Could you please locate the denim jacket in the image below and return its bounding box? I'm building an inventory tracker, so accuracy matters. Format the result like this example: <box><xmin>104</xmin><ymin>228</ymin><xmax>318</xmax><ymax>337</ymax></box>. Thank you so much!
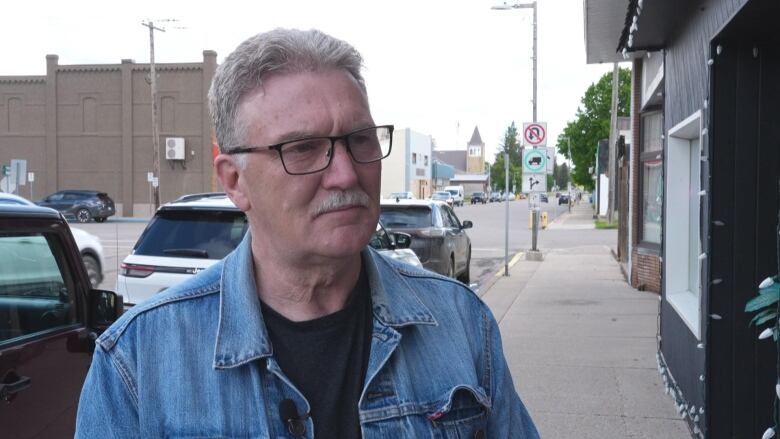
<box><xmin>76</xmin><ymin>233</ymin><xmax>539</xmax><ymax>438</ymax></box>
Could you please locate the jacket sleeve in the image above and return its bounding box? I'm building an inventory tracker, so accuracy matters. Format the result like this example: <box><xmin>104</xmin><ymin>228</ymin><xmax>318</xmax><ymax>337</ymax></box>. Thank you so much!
<box><xmin>485</xmin><ymin>309</ymin><xmax>541</xmax><ymax>438</ymax></box>
<box><xmin>75</xmin><ymin>344</ymin><xmax>140</xmax><ymax>438</ymax></box>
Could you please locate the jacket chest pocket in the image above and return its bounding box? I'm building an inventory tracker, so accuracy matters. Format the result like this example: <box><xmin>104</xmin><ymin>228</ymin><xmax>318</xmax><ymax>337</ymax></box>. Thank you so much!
<box><xmin>428</xmin><ymin>386</ymin><xmax>490</xmax><ymax>439</ymax></box>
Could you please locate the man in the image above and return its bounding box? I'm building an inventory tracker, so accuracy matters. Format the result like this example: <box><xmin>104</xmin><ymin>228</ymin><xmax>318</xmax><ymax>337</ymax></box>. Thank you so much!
<box><xmin>76</xmin><ymin>28</ymin><xmax>539</xmax><ymax>438</ymax></box>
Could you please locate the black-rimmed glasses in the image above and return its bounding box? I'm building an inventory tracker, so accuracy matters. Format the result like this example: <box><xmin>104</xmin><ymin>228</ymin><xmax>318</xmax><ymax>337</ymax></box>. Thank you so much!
<box><xmin>225</xmin><ymin>125</ymin><xmax>394</xmax><ymax>175</ymax></box>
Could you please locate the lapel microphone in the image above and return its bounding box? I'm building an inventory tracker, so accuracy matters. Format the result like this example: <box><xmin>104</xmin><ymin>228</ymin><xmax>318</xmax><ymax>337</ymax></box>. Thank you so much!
<box><xmin>279</xmin><ymin>398</ymin><xmax>308</xmax><ymax>437</ymax></box>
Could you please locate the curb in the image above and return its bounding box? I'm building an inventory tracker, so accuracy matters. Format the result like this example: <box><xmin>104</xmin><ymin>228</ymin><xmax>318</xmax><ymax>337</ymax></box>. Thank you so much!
<box><xmin>477</xmin><ymin>250</ymin><xmax>526</xmax><ymax>297</ymax></box>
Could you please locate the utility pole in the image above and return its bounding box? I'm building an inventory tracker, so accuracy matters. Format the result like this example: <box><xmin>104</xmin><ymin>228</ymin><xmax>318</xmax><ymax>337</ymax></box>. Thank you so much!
<box><xmin>141</xmin><ymin>19</ymin><xmax>182</xmax><ymax>211</ymax></box>
<box><xmin>142</xmin><ymin>20</ymin><xmax>164</xmax><ymax>211</ymax></box>
<box><xmin>607</xmin><ymin>63</ymin><xmax>619</xmax><ymax>224</ymax></box>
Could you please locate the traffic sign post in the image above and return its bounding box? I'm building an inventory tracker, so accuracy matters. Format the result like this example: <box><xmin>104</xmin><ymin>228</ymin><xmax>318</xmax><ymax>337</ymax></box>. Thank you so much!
<box><xmin>522</xmin><ymin>148</ymin><xmax>547</xmax><ymax>174</ymax></box>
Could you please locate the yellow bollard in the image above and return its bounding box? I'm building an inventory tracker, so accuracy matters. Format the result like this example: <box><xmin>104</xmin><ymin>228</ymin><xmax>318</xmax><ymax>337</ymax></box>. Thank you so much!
<box><xmin>541</xmin><ymin>211</ymin><xmax>549</xmax><ymax>229</ymax></box>
<box><xmin>528</xmin><ymin>210</ymin><xmax>534</xmax><ymax>229</ymax></box>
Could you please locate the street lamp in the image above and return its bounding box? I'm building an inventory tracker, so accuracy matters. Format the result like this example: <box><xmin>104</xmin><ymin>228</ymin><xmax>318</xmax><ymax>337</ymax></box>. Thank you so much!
<box><xmin>492</xmin><ymin>1</ymin><xmax>537</xmax><ymax>122</ymax></box>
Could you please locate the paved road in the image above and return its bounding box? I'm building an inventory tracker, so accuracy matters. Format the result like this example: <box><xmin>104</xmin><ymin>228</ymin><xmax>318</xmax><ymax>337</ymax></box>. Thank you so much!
<box><xmin>79</xmin><ymin>196</ymin><xmax>604</xmax><ymax>294</ymax></box>
<box><xmin>453</xmin><ymin>197</ymin><xmax>605</xmax><ymax>292</ymax></box>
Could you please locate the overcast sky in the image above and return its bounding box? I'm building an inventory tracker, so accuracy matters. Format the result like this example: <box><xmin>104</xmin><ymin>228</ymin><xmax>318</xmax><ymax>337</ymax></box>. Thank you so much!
<box><xmin>2</xmin><ymin>0</ymin><xmax>614</xmax><ymax>163</ymax></box>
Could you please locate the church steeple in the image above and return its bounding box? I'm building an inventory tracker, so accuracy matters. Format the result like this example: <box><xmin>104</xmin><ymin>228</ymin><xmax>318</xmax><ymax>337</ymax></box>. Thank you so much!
<box><xmin>468</xmin><ymin>126</ymin><xmax>483</xmax><ymax>146</ymax></box>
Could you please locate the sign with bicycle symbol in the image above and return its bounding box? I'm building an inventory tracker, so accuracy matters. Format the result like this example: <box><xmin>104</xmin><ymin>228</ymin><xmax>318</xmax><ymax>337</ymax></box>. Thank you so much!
<box><xmin>523</xmin><ymin>148</ymin><xmax>547</xmax><ymax>173</ymax></box>
<box><xmin>522</xmin><ymin>122</ymin><xmax>547</xmax><ymax>146</ymax></box>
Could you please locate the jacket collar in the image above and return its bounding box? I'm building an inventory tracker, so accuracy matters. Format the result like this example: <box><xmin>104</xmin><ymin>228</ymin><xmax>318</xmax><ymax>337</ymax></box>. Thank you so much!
<box><xmin>213</xmin><ymin>232</ymin><xmax>437</xmax><ymax>369</ymax></box>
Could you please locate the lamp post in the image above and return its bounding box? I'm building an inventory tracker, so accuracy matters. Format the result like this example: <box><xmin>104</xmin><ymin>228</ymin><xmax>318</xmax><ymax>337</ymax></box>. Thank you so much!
<box><xmin>493</xmin><ymin>1</ymin><xmax>540</xmax><ymax>261</ymax></box>
<box><xmin>492</xmin><ymin>1</ymin><xmax>537</xmax><ymax>122</ymax></box>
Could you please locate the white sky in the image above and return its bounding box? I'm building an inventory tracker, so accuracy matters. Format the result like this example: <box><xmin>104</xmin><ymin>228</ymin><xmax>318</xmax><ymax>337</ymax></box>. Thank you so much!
<box><xmin>2</xmin><ymin>0</ymin><xmax>613</xmax><ymax>163</ymax></box>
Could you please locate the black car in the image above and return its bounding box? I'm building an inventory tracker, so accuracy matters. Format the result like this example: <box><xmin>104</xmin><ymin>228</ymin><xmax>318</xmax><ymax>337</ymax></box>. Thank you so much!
<box><xmin>36</xmin><ymin>190</ymin><xmax>116</xmax><ymax>223</ymax></box>
<box><xmin>558</xmin><ymin>194</ymin><xmax>570</xmax><ymax>205</ymax></box>
<box><xmin>380</xmin><ymin>199</ymin><xmax>472</xmax><ymax>283</ymax></box>
<box><xmin>0</xmin><ymin>204</ymin><xmax>122</xmax><ymax>437</ymax></box>
<box><xmin>539</xmin><ymin>193</ymin><xmax>549</xmax><ymax>203</ymax></box>
<box><xmin>470</xmin><ymin>192</ymin><xmax>487</xmax><ymax>204</ymax></box>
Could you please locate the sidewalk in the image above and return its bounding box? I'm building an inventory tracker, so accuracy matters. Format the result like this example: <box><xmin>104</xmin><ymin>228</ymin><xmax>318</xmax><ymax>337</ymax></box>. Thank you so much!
<box><xmin>481</xmin><ymin>202</ymin><xmax>690</xmax><ymax>438</ymax></box>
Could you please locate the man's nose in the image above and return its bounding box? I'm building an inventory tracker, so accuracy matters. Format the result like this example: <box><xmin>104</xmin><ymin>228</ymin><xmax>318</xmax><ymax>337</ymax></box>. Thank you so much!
<box><xmin>322</xmin><ymin>140</ymin><xmax>359</xmax><ymax>187</ymax></box>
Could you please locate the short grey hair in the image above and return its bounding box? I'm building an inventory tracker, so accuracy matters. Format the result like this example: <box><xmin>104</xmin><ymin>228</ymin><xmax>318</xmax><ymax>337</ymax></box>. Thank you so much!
<box><xmin>208</xmin><ymin>28</ymin><xmax>367</xmax><ymax>154</ymax></box>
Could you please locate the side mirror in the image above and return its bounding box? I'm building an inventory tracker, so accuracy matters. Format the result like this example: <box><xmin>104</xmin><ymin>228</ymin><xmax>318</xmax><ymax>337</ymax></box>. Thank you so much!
<box><xmin>393</xmin><ymin>232</ymin><xmax>412</xmax><ymax>249</ymax></box>
<box><xmin>89</xmin><ymin>289</ymin><xmax>123</xmax><ymax>330</ymax></box>
<box><xmin>461</xmin><ymin>220</ymin><xmax>473</xmax><ymax>229</ymax></box>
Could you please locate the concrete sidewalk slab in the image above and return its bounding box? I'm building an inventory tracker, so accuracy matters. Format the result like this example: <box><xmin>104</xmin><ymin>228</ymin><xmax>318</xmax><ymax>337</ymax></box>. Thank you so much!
<box><xmin>483</xmin><ymin>239</ymin><xmax>690</xmax><ymax>438</ymax></box>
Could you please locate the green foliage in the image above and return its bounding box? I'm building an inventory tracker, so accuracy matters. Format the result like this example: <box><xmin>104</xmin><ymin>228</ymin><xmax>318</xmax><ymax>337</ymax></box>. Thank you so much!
<box><xmin>490</xmin><ymin>122</ymin><xmax>523</xmax><ymax>192</ymax></box>
<box><xmin>745</xmin><ymin>281</ymin><xmax>780</xmax><ymax>314</ymax></box>
<box><xmin>555</xmin><ymin>68</ymin><xmax>631</xmax><ymax>191</ymax></box>
<box><xmin>553</xmin><ymin>162</ymin><xmax>570</xmax><ymax>189</ymax></box>
<box><xmin>595</xmin><ymin>219</ymin><xmax>619</xmax><ymax>229</ymax></box>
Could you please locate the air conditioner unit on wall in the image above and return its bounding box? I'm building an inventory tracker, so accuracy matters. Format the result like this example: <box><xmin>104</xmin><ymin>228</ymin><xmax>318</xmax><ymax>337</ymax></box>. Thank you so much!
<box><xmin>165</xmin><ymin>137</ymin><xmax>185</xmax><ymax>160</ymax></box>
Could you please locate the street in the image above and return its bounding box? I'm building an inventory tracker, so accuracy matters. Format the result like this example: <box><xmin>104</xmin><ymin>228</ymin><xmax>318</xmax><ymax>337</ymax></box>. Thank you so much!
<box><xmin>80</xmin><ymin>196</ymin><xmax>600</xmax><ymax>294</ymax></box>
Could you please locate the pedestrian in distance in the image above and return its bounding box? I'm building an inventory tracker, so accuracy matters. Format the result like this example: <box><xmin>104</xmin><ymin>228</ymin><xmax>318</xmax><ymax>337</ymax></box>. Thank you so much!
<box><xmin>76</xmin><ymin>28</ymin><xmax>539</xmax><ymax>438</ymax></box>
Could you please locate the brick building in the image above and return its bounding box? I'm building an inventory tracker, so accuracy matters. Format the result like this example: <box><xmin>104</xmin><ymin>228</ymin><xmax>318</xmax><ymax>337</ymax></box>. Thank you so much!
<box><xmin>0</xmin><ymin>52</ymin><xmax>218</xmax><ymax>216</ymax></box>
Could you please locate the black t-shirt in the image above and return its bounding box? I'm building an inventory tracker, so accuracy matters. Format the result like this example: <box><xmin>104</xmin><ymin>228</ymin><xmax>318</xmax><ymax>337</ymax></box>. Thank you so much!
<box><xmin>261</xmin><ymin>268</ymin><xmax>372</xmax><ymax>439</ymax></box>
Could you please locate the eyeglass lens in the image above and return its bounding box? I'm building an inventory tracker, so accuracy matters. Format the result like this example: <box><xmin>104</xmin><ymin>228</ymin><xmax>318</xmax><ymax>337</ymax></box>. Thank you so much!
<box><xmin>280</xmin><ymin>126</ymin><xmax>391</xmax><ymax>174</ymax></box>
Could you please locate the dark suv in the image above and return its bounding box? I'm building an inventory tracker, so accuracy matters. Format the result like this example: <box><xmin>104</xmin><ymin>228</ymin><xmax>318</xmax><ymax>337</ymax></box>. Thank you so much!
<box><xmin>470</xmin><ymin>192</ymin><xmax>487</xmax><ymax>204</ymax></box>
<box><xmin>0</xmin><ymin>204</ymin><xmax>122</xmax><ymax>437</ymax></box>
<box><xmin>36</xmin><ymin>190</ymin><xmax>116</xmax><ymax>223</ymax></box>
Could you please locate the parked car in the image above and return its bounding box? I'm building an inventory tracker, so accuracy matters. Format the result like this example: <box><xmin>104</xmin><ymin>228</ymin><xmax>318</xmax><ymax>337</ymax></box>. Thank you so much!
<box><xmin>539</xmin><ymin>193</ymin><xmax>549</xmax><ymax>203</ymax></box>
<box><xmin>444</xmin><ymin>185</ymin><xmax>465</xmax><ymax>206</ymax></box>
<box><xmin>0</xmin><ymin>203</ymin><xmax>122</xmax><ymax>438</ymax></box>
<box><xmin>489</xmin><ymin>191</ymin><xmax>503</xmax><ymax>202</ymax></box>
<box><xmin>470</xmin><ymin>192</ymin><xmax>487</xmax><ymax>204</ymax></box>
<box><xmin>506</xmin><ymin>192</ymin><xmax>516</xmax><ymax>201</ymax></box>
<box><xmin>36</xmin><ymin>190</ymin><xmax>115</xmax><ymax>223</ymax></box>
<box><xmin>117</xmin><ymin>193</ymin><xmax>248</xmax><ymax>305</ymax></box>
<box><xmin>558</xmin><ymin>194</ymin><xmax>570</xmax><ymax>205</ymax></box>
<box><xmin>380</xmin><ymin>199</ymin><xmax>472</xmax><ymax>283</ymax></box>
<box><xmin>369</xmin><ymin>222</ymin><xmax>422</xmax><ymax>268</ymax></box>
<box><xmin>0</xmin><ymin>192</ymin><xmax>105</xmax><ymax>287</ymax></box>
<box><xmin>387</xmin><ymin>191</ymin><xmax>415</xmax><ymax>200</ymax></box>
<box><xmin>431</xmin><ymin>191</ymin><xmax>455</xmax><ymax>207</ymax></box>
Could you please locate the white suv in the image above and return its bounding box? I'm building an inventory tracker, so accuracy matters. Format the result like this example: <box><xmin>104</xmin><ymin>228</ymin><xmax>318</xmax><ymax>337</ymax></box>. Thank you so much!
<box><xmin>117</xmin><ymin>193</ymin><xmax>248</xmax><ymax>305</ymax></box>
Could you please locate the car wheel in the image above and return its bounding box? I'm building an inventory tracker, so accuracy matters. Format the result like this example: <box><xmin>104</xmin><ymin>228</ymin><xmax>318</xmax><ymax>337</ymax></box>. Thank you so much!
<box><xmin>94</xmin><ymin>217</ymin><xmax>106</xmax><ymax>223</ymax></box>
<box><xmin>457</xmin><ymin>248</ymin><xmax>471</xmax><ymax>284</ymax></box>
<box><xmin>76</xmin><ymin>208</ymin><xmax>92</xmax><ymax>223</ymax></box>
<box><xmin>82</xmin><ymin>254</ymin><xmax>102</xmax><ymax>287</ymax></box>
<box><xmin>447</xmin><ymin>256</ymin><xmax>455</xmax><ymax>278</ymax></box>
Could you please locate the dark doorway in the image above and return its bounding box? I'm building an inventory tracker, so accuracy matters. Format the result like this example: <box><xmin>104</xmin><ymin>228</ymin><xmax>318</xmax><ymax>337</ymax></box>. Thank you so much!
<box><xmin>708</xmin><ymin>1</ymin><xmax>780</xmax><ymax>437</ymax></box>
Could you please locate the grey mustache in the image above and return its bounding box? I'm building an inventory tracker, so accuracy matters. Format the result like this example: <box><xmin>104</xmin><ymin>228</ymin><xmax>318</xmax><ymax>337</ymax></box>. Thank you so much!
<box><xmin>312</xmin><ymin>190</ymin><xmax>371</xmax><ymax>217</ymax></box>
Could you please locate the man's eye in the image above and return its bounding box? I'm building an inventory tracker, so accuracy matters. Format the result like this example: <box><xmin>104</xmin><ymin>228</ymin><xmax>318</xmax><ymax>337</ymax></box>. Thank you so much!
<box><xmin>286</xmin><ymin>141</ymin><xmax>320</xmax><ymax>155</ymax></box>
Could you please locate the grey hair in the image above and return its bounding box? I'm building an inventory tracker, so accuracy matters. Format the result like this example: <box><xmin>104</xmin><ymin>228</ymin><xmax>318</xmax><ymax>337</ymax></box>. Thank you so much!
<box><xmin>208</xmin><ymin>28</ymin><xmax>367</xmax><ymax>156</ymax></box>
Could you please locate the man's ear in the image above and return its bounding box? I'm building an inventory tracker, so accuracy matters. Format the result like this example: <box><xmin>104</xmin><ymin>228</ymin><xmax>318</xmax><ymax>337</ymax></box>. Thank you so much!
<box><xmin>214</xmin><ymin>154</ymin><xmax>251</xmax><ymax>211</ymax></box>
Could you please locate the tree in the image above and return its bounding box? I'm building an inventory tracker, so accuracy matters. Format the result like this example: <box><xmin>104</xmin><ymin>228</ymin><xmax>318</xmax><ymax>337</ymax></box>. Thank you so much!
<box><xmin>489</xmin><ymin>122</ymin><xmax>523</xmax><ymax>192</ymax></box>
<box><xmin>553</xmin><ymin>161</ymin><xmax>570</xmax><ymax>190</ymax></box>
<box><xmin>555</xmin><ymin>68</ymin><xmax>631</xmax><ymax>191</ymax></box>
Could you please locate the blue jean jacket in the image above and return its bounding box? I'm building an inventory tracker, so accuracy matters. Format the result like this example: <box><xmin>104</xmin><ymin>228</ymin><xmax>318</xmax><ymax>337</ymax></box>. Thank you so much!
<box><xmin>76</xmin><ymin>233</ymin><xmax>539</xmax><ymax>438</ymax></box>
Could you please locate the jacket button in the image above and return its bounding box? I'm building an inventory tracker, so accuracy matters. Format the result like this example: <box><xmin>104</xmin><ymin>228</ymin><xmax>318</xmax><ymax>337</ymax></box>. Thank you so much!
<box><xmin>474</xmin><ymin>430</ymin><xmax>485</xmax><ymax>439</ymax></box>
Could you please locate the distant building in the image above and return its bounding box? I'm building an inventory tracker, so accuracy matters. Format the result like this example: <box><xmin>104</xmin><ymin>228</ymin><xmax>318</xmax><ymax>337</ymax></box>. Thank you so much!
<box><xmin>433</xmin><ymin>126</ymin><xmax>487</xmax><ymax>174</ymax></box>
<box><xmin>380</xmin><ymin>128</ymin><xmax>432</xmax><ymax>199</ymax></box>
<box><xmin>0</xmin><ymin>53</ymin><xmax>218</xmax><ymax>216</ymax></box>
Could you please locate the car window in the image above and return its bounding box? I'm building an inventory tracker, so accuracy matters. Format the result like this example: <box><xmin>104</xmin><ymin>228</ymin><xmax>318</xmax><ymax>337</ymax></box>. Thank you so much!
<box><xmin>368</xmin><ymin>225</ymin><xmax>391</xmax><ymax>250</ymax></box>
<box><xmin>441</xmin><ymin>206</ymin><xmax>461</xmax><ymax>228</ymax></box>
<box><xmin>64</xmin><ymin>193</ymin><xmax>81</xmax><ymax>201</ymax></box>
<box><xmin>133</xmin><ymin>209</ymin><xmax>248</xmax><ymax>260</ymax></box>
<box><xmin>48</xmin><ymin>193</ymin><xmax>65</xmax><ymax>201</ymax></box>
<box><xmin>379</xmin><ymin>206</ymin><xmax>432</xmax><ymax>228</ymax></box>
<box><xmin>0</xmin><ymin>233</ymin><xmax>78</xmax><ymax>345</ymax></box>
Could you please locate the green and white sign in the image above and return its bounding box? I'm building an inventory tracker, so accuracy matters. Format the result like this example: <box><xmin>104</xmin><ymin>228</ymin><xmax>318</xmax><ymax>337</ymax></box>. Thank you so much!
<box><xmin>522</xmin><ymin>148</ymin><xmax>547</xmax><ymax>173</ymax></box>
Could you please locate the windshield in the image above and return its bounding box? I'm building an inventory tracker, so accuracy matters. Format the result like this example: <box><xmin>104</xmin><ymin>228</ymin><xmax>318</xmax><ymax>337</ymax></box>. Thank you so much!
<box><xmin>446</xmin><ymin>190</ymin><xmax>458</xmax><ymax>196</ymax></box>
<box><xmin>380</xmin><ymin>206</ymin><xmax>433</xmax><ymax>228</ymax></box>
<box><xmin>134</xmin><ymin>210</ymin><xmax>248</xmax><ymax>260</ymax></box>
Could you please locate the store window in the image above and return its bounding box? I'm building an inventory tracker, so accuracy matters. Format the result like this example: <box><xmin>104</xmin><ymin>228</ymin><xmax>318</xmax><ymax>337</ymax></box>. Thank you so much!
<box><xmin>640</xmin><ymin>111</ymin><xmax>663</xmax><ymax>246</ymax></box>
<box><xmin>412</xmin><ymin>153</ymin><xmax>417</xmax><ymax>164</ymax></box>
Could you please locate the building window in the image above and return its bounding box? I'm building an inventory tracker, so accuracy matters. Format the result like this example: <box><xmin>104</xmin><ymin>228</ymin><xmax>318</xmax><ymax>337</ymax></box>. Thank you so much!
<box><xmin>412</xmin><ymin>153</ymin><xmax>417</xmax><ymax>164</ymax></box>
<box><xmin>7</xmin><ymin>97</ymin><xmax>22</xmax><ymax>133</ymax></box>
<box><xmin>664</xmin><ymin>110</ymin><xmax>702</xmax><ymax>339</ymax></box>
<box><xmin>640</xmin><ymin>111</ymin><xmax>663</xmax><ymax>246</ymax></box>
<box><xmin>424</xmin><ymin>155</ymin><xmax>429</xmax><ymax>166</ymax></box>
<box><xmin>469</xmin><ymin>146</ymin><xmax>481</xmax><ymax>157</ymax></box>
<box><xmin>82</xmin><ymin>97</ymin><xmax>97</xmax><ymax>132</ymax></box>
